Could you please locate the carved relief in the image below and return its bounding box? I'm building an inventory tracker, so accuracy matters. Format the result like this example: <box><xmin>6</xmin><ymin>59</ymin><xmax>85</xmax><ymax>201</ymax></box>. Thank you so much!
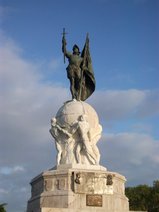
<box><xmin>74</xmin><ymin>173</ymin><xmax>81</xmax><ymax>184</ymax></box>
<box><xmin>59</xmin><ymin>178</ymin><xmax>65</xmax><ymax>190</ymax></box>
<box><xmin>73</xmin><ymin>172</ymin><xmax>114</xmax><ymax>195</ymax></box>
<box><xmin>54</xmin><ymin>178</ymin><xmax>67</xmax><ymax>191</ymax></box>
<box><xmin>113</xmin><ymin>178</ymin><xmax>125</xmax><ymax>195</ymax></box>
<box><xmin>44</xmin><ymin>179</ymin><xmax>53</xmax><ymax>191</ymax></box>
<box><xmin>55</xmin><ymin>179</ymin><xmax>60</xmax><ymax>190</ymax></box>
<box><xmin>106</xmin><ymin>174</ymin><xmax>113</xmax><ymax>185</ymax></box>
<box><xmin>50</xmin><ymin>101</ymin><xmax>102</xmax><ymax>166</ymax></box>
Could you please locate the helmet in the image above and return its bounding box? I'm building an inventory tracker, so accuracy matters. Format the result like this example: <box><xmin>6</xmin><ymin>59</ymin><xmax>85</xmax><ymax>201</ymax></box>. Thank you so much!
<box><xmin>72</xmin><ymin>44</ymin><xmax>80</xmax><ymax>54</ymax></box>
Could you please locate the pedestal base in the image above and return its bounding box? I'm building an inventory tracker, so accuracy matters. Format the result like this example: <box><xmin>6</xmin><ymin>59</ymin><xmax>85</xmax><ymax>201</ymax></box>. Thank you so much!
<box><xmin>27</xmin><ymin>165</ymin><xmax>129</xmax><ymax>212</ymax></box>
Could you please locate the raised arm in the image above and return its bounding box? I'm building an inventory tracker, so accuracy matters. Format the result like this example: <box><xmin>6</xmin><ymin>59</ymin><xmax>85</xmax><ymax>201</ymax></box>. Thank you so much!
<box><xmin>62</xmin><ymin>35</ymin><xmax>71</xmax><ymax>60</ymax></box>
<box><xmin>62</xmin><ymin>35</ymin><xmax>67</xmax><ymax>55</ymax></box>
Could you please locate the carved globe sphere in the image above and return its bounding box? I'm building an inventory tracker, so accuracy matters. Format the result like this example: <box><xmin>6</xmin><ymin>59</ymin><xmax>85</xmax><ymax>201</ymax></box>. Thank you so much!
<box><xmin>55</xmin><ymin>100</ymin><xmax>100</xmax><ymax>130</ymax></box>
<box><xmin>52</xmin><ymin>100</ymin><xmax>102</xmax><ymax>165</ymax></box>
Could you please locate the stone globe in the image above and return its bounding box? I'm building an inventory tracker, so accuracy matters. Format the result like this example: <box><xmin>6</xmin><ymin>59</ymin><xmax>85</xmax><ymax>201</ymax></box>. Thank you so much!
<box><xmin>56</xmin><ymin>100</ymin><xmax>101</xmax><ymax>133</ymax></box>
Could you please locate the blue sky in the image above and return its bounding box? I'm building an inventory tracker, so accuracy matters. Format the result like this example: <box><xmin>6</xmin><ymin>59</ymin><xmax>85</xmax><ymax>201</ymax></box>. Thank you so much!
<box><xmin>0</xmin><ymin>0</ymin><xmax>159</xmax><ymax>211</ymax></box>
<box><xmin>1</xmin><ymin>0</ymin><xmax>158</xmax><ymax>89</ymax></box>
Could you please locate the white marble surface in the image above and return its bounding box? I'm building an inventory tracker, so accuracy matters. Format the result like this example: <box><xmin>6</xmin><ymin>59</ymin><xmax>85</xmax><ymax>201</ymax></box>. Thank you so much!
<box><xmin>27</xmin><ymin>168</ymin><xmax>129</xmax><ymax>212</ymax></box>
<box><xmin>54</xmin><ymin>164</ymin><xmax>107</xmax><ymax>171</ymax></box>
<box><xmin>50</xmin><ymin>100</ymin><xmax>102</xmax><ymax>166</ymax></box>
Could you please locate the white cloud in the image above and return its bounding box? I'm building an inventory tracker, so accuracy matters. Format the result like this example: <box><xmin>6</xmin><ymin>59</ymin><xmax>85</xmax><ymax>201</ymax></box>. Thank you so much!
<box><xmin>48</xmin><ymin>57</ymin><xmax>62</xmax><ymax>72</ymax></box>
<box><xmin>0</xmin><ymin>188</ymin><xmax>8</xmax><ymax>194</ymax></box>
<box><xmin>0</xmin><ymin>35</ymin><xmax>69</xmax><ymax>212</ymax></box>
<box><xmin>0</xmin><ymin>166</ymin><xmax>25</xmax><ymax>175</ymax></box>
<box><xmin>88</xmin><ymin>89</ymin><xmax>159</xmax><ymax>121</ymax></box>
<box><xmin>131</xmin><ymin>123</ymin><xmax>152</xmax><ymax>134</ymax></box>
<box><xmin>0</xmin><ymin>34</ymin><xmax>70</xmax><ymax>168</ymax></box>
<box><xmin>99</xmin><ymin>132</ymin><xmax>159</xmax><ymax>185</ymax></box>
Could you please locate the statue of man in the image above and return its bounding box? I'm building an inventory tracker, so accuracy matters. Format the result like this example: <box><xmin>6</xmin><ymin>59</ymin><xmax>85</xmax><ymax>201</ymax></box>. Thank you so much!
<box><xmin>62</xmin><ymin>30</ymin><xmax>95</xmax><ymax>101</ymax></box>
<box><xmin>62</xmin><ymin>42</ymin><xmax>83</xmax><ymax>100</ymax></box>
<box><xmin>73</xmin><ymin>115</ymin><xmax>98</xmax><ymax>164</ymax></box>
<box><xmin>50</xmin><ymin>118</ymin><xmax>73</xmax><ymax>165</ymax></box>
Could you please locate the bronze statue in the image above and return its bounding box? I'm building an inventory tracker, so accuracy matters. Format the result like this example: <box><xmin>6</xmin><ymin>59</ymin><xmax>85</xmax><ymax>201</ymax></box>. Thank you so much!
<box><xmin>62</xmin><ymin>28</ymin><xmax>95</xmax><ymax>101</ymax></box>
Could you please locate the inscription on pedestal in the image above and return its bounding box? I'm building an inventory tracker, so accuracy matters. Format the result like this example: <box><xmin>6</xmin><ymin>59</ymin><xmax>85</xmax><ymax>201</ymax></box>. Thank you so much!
<box><xmin>86</xmin><ymin>194</ymin><xmax>102</xmax><ymax>207</ymax></box>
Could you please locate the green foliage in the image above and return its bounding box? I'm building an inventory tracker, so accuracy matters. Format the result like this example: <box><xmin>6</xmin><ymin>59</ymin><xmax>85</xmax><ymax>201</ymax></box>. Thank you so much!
<box><xmin>0</xmin><ymin>203</ymin><xmax>7</xmax><ymax>212</ymax></box>
<box><xmin>126</xmin><ymin>180</ymin><xmax>159</xmax><ymax>212</ymax></box>
<box><xmin>150</xmin><ymin>180</ymin><xmax>159</xmax><ymax>212</ymax></box>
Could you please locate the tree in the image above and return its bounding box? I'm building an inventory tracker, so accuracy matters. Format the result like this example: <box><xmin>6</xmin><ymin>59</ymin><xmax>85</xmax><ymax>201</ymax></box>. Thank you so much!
<box><xmin>149</xmin><ymin>180</ymin><xmax>159</xmax><ymax>212</ymax></box>
<box><xmin>126</xmin><ymin>185</ymin><xmax>150</xmax><ymax>211</ymax></box>
<box><xmin>0</xmin><ymin>203</ymin><xmax>7</xmax><ymax>212</ymax></box>
<box><xmin>126</xmin><ymin>180</ymin><xmax>159</xmax><ymax>212</ymax></box>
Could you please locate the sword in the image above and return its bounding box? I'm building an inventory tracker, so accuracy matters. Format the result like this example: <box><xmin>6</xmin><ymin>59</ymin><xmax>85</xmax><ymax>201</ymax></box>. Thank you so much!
<box><xmin>62</xmin><ymin>28</ymin><xmax>68</xmax><ymax>63</ymax></box>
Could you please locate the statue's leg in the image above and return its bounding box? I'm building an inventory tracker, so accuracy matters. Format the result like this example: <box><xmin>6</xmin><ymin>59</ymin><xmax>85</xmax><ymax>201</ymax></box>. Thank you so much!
<box><xmin>75</xmin><ymin>71</ymin><xmax>81</xmax><ymax>100</ymax></box>
<box><xmin>92</xmin><ymin>144</ymin><xmax>100</xmax><ymax>165</ymax></box>
<box><xmin>55</xmin><ymin>142</ymin><xmax>62</xmax><ymax>165</ymax></box>
<box><xmin>83</xmin><ymin>140</ymin><xmax>96</xmax><ymax>164</ymax></box>
<box><xmin>70</xmin><ymin>77</ymin><xmax>75</xmax><ymax>99</ymax></box>
<box><xmin>67</xmin><ymin>69</ymin><xmax>75</xmax><ymax>100</ymax></box>
<box><xmin>86</xmin><ymin>151</ymin><xmax>96</xmax><ymax>164</ymax></box>
<box><xmin>75</xmin><ymin>143</ymin><xmax>81</xmax><ymax>164</ymax></box>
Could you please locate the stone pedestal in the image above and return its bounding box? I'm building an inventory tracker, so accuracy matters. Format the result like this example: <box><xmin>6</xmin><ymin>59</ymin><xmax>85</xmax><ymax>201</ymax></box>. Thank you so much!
<box><xmin>27</xmin><ymin>165</ymin><xmax>129</xmax><ymax>212</ymax></box>
<box><xmin>27</xmin><ymin>100</ymin><xmax>130</xmax><ymax>211</ymax></box>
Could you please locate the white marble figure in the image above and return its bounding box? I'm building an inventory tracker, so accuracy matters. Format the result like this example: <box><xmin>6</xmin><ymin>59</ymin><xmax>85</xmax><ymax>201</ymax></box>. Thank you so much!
<box><xmin>89</xmin><ymin>125</ymin><xmax>102</xmax><ymax>164</ymax></box>
<box><xmin>72</xmin><ymin>115</ymin><xmax>100</xmax><ymax>165</ymax></box>
<box><xmin>50</xmin><ymin>114</ymin><xmax>101</xmax><ymax>165</ymax></box>
<box><xmin>50</xmin><ymin>118</ymin><xmax>73</xmax><ymax>165</ymax></box>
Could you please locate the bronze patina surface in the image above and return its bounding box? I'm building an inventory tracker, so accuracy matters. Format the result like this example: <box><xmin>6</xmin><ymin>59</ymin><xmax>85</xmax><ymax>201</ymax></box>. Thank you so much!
<box><xmin>86</xmin><ymin>194</ymin><xmax>102</xmax><ymax>207</ymax></box>
<box><xmin>62</xmin><ymin>28</ymin><xmax>95</xmax><ymax>101</ymax></box>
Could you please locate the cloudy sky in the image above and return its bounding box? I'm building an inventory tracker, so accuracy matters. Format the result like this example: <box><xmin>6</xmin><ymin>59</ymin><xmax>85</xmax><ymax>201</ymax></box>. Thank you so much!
<box><xmin>0</xmin><ymin>0</ymin><xmax>159</xmax><ymax>211</ymax></box>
